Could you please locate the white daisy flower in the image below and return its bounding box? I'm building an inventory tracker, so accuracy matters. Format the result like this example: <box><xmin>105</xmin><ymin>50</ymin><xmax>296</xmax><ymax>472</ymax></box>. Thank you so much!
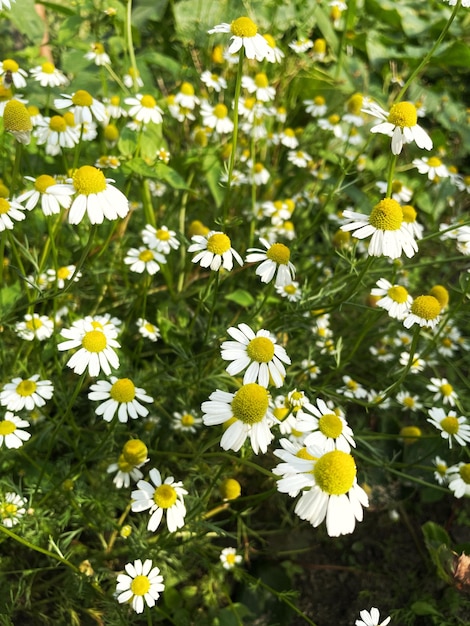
<box><xmin>287</xmin><ymin>150</ymin><xmax>312</xmax><ymax>168</ymax></box>
<box><xmin>341</xmin><ymin>375</ymin><xmax>368</xmax><ymax>399</ymax></box>
<box><xmin>273</xmin><ymin>438</ymin><xmax>317</xmax><ymax>496</ymax></box>
<box><xmin>33</xmin><ymin>114</ymin><xmax>80</xmax><ymax>153</ymax></box>
<box><xmin>427</xmin><ymin>407</ymin><xmax>470</xmax><ymax>449</ymax></box>
<box><xmin>401</xmin><ymin>204</ymin><xmax>424</xmax><ymax>240</ymax></box>
<box><xmin>188</xmin><ymin>230</ymin><xmax>243</xmax><ymax>272</ymax></box>
<box><xmin>46</xmin><ymin>265</ymin><xmax>81</xmax><ymax>289</ymax></box>
<box><xmin>370</xmin><ymin>278</ymin><xmax>413</xmax><ymax>320</ymax></box>
<box><xmin>48</xmin><ymin>165</ymin><xmax>129</xmax><ymax>225</ymax></box>
<box><xmin>288</xmin><ymin>38</ymin><xmax>314</xmax><ymax>53</ymax></box>
<box><xmin>201</xmin><ymin>384</ymin><xmax>276</xmax><ymax>455</ymax></box>
<box><xmin>403</xmin><ymin>294</ymin><xmax>441</xmax><ymax>329</ymax></box>
<box><xmin>362</xmin><ymin>100</ymin><xmax>432</xmax><ymax>155</ymax></box>
<box><xmin>447</xmin><ymin>463</ymin><xmax>470</xmax><ymax>498</ymax></box>
<box><xmin>107</xmin><ymin>439</ymin><xmax>149</xmax><ymax>489</ymax></box>
<box><xmin>242</xmin><ymin>73</ymin><xmax>276</xmax><ymax>102</ymax></box>
<box><xmin>412</xmin><ymin>155</ymin><xmax>449</xmax><ymax>181</ymax></box>
<box><xmin>131</xmin><ymin>468</ymin><xmax>187</xmax><ymax>533</ymax></box>
<box><xmin>124</xmin><ymin>94</ymin><xmax>164</xmax><ymax>124</ymax></box>
<box><xmin>171</xmin><ymin>411</ymin><xmax>202</xmax><ymax>434</ymax></box>
<box><xmin>318</xmin><ymin>114</ymin><xmax>345</xmax><ymax>139</ymax></box>
<box><xmin>200</xmin><ymin>71</ymin><xmax>227</xmax><ymax>92</ymax></box>
<box><xmin>208</xmin><ymin>16</ymin><xmax>274</xmax><ymax>62</ymax></box>
<box><xmin>123</xmin><ymin>67</ymin><xmax>144</xmax><ymax>89</ymax></box>
<box><xmin>29</xmin><ymin>62</ymin><xmax>68</xmax><ymax>87</ymax></box>
<box><xmin>0</xmin><ymin>59</ymin><xmax>27</xmax><ymax>88</ymax></box>
<box><xmin>304</xmin><ymin>96</ymin><xmax>327</xmax><ymax>117</ymax></box>
<box><xmin>200</xmin><ymin>102</ymin><xmax>234</xmax><ymax>134</ymax></box>
<box><xmin>0</xmin><ymin>492</ymin><xmax>27</xmax><ymax>527</ymax></box>
<box><xmin>355</xmin><ymin>607</ymin><xmax>391</xmax><ymax>626</ymax></box>
<box><xmin>85</xmin><ymin>42</ymin><xmax>111</xmax><ymax>66</ymax></box>
<box><xmin>88</xmin><ymin>377</ymin><xmax>153</xmax><ymax>423</ymax></box>
<box><xmin>0</xmin><ymin>375</ymin><xmax>54</xmax><ymax>411</ymax></box>
<box><xmin>432</xmin><ymin>456</ymin><xmax>449</xmax><ymax>486</ymax></box>
<box><xmin>279</xmin><ymin>128</ymin><xmax>300</xmax><ymax>148</ymax></box>
<box><xmin>275</xmin><ymin>281</ymin><xmax>302</xmax><ymax>302</ymax></box>
<box><xmin>0</xmin><ymin>412</ymin><xmax>31</xmax><ymax>449</ymax></box>
<box><xmin>341</xmin><ymin>198</ymin><xmax>418</xmax><ymax>259</ymax></box>
<box><xmin>124</xmin><ymin>246</ymin><xmax>166</xmax><ymax>275</ymax></box>
<box><xmin>246</xmin><ymin>237</ymin><xmax>296</xmax><ymax>287</ymax></box>
<box><xmin>141</xmin><ymin>224</ymin><xmax>180</xmax><ymax>255</ymax></box>
<box><xmin>295</xmin><ymin>398</ymin><xmax>355</xmax><ymax>453</ymax></box>
<box><xmin>0</xmin><ymin>197</ymin><xmax>26</xmax><ymax>231</ymax></box>
<box><xmin>426</xmin><ymin>377</ymin><xmax>458</xmax><ymax>407</ymax></box>
<box><xmin>54</xmin><ymin>90</ymin><xmax>107</xmax><ymax>124</ymax></box>
<box><xmin>220</xmin><ymin>323</ymin><xmax>291</xmax><ymax>388</ymax></box>
<box><xmin>116</xmin><ymin>559</ymin><xmax>165</xmax><ymax>614</ymax></box>
<box><xmin>263</xmin><ymin>33</ymin><xmax>284</xmax><ymax>63</ymax></box>
<box><xmin>174</xmin><ymin>82</ymin><xmax>200</xmax><ymax>109</ymax></box>
<box><xmin>16</xmin><ymin>175</ymin><xmax>74</xmax><ymax>216</ymax></box>
<box><xmin>396</xmin><ymin>391</ymin><xmax>423</xmax><ymax>412</ymax></box>
<box><xmin>376</xmin><ymin>179</ymin><xmax>412</xmax><ymax>204</ymax></box>
<box><xmin>398</xmin><ymin>351</ymin><xmax>426</xmax><ymax>373</ymax></box>
<box><xmin>58</xmin><ymin>321</ymin><xmax>120</xmax><ymax>377</ymax></box>
<box><xmin>220</xmin><ymin>547</ymin><xmax>243</xmax><ymax>570</ymax></box>
<box><xmin>15</xmin><ymin>314</ymin><xmax>54</xmax><ymax>341</ymax></box>
<box><xmin>137</xmin><ymin>318</ymin><xmax>160</xmax><ymax>342</ymax></box>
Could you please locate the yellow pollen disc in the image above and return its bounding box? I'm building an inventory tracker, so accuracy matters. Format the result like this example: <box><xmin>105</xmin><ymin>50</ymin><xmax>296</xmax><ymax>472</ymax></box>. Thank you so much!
<box><xmin>369</xmin><ymin>198</ymin><xmax>403</xmax><ymax>231</ymax></box>
<box><xmin>427</xmin><ymin>156</ymin><xmax>442</xmax><ymax>167</ymax></box>
<box><xmin>387</xmin><ymin>285</ymin><xmax>409</xmax><ymax>303</ymax></box>
<box><xmin>73</xmin><ymin>165</ymin><xmax>107</xmax><ymax>195</ymax></box>
<box><xmin>144</xmin><ymin>322</ymin><xmax>156</xmax><ymax>333</ymax></box>
<box><xmin>130</xmin><ymin>575</ymin><xmax>151</xmax><ymax>596</ymax></box>
<box><xmin>104</xmin><ymin>124</ymin><xmax>119</xmax><ymax>141</ymax></box>
<box><xmin>328</xmin><ymin>114</ymin><xmax>340</xmax><ymax>125</ymax></box>
<box><xmin>440</xmin><ymin>383</ymin><xmax>453</xmax><ymax>397</ymax></box>
<box><xmin>318</xmin><ymin>413</ymin><xmax>343</xmax><ymax>439</ymax></box>
<box><xmin>284</xmin><ymin>284</ymin><xmax>297</xmax><ymax>294</ymax></box>
<box><xmin>284</xmin><ymin>128</ymin><xmax>295</xmax><ymax>137</ymax></box>
<box><xmin>230</xmin><ymin>16</ymin><xmax>258</xmax><ymax>38</ymax></box>
<box><xmin>110</xmin><ymin>378</ymin><xmax>136</xmax><ymax>403</ymax></box>
<box><xmin>16</xmin><ymin>380</ymin><xmax>37</xmax><ymax>397</ymax></box>
<box><xmin>181</xmin><ymin>413</ymin><xmax>195</xmax><ymax>427</ymax></box>
<box><xmin>92</xmin><ymin>43</ymin><xmax>105</xmax><ymax>54</ymax></box>
<box><xmin>57</xmin><ymin>266</ymin><xmax>71</xmax><ymax>280</ymax></box>
<box><xmin>72</xmin><ymin>90</ymin><xmax>93</xmax><ymax>107</ymax></box>
<box><xmin>157</xmin><ymin>228</ymin><xmax>170</xmax><ymax>241</ymax></box>
<box><xmin>3</xmin><ymin>100</ymin><xmax>32</xmax><ymax>132</ymax></box>
<box><xmin>117</xmin><ymin>454</ymin><xmax>134</xmax><ymax>472</ymax></box>
<box><xmin>263</xmin><ymin>33</ymin><xmax>276</xmax><ymax>48</ymax></box>
<box><xmin>128</xmin><ymin>67</ymin><xmax>139</xmax><ymax>78</ymax></box>
<box><xmin>401</xmin><ymin>205</ymin><xmax>417</xmax><ymax>224</ymax></box>
<box><xmin>213</xmin><ymin>103</ymin><xmax>228</xmax><ymax>119</ymax></box>
<box><xmin>207</xmin><ymin>232</ymin><xmax>231</xmax><ymax>255</ymax></box>
<box><xmin>34</xmin><ymin>175</ymin><xmax>56</xmax><ymax>193</ymax></box>
<box><xmin>26</xmin><ymin>318</ymin><xmax>42</xmax><ymax>330</ymax></box>
<box><xmin>410</xmin><ymin>295</ymin><xmax>441</xmax><ymax>320</ymax></box>
<box><xmin>391</xmin><ymin>180</ymin><xmax>403</xmax><ymax>193</ymax></box>
<box><xmin>0</xmin><ymin>198</ymin><xmax>11</xmax><ymax>214</ymax></box>
<box><xmin>255</xmin><ymin>163</ymin><xmax>266</xmax><ymax>174</ymax></box>
<box><xmin>138</xmin><ymin>249</ymin><xmax>154</xmax><ymax>263</ymax></box>
<box><xmin>220</xmin><ymin>478</ymin><xmax>241</xmax><ymax>500</ymax></box>
<box><xmin>273</xmin><ymin>407</ymin><xmax>289</xmax><ymax>421</ymax></box>
<box><xmin>347</xmin><ymin>93</ymin><xmax>363</xmax><ymax>115</ymax></box>
<box><xmin>266</xmin><ymin>242</ymin><xmax>290</xmax><ymax>265</ymax></box>
<box><xmin>313</xmin><ymin>450</ymin><xmax>356</xmax><ymax>495</ymax></box>
<box><xmin>314</xmin><ymin>96</ymin><xmax>325</xmax><ymax>105</ymax></box>
<box><xmin>428</xmin><ymin>285</ymin><xmax>449</xmax><ymax>309</ymax></box>
<box><xmin>459</xmin><ymin>464</ymin><xmax>470</xmax><ymax>484</ymax></box>
<box><xmin>49</xmin><ymin>115</ymin><xmax>67</xmax><ymax>132</ymax></box>
<box><xmin>246</xmin><ymin>336</ymin><xmax>275</xmax><ymax>363</ymax></box>
<box><xmin>435</xmin><ymin>463</ymin><xmax>447</xmax><ymax>476</ymax></box>
<box><xmin>140</xmin><ymin>94</ymin><xmax>156</xmax><ymax>108</ymax></box>
<box><xmin>63</xmin><ymin>112</ymin><xmax>75</xmax><ymax>127</ymax></box>
<box><xmin>400</xmin><ymin>426</ymin><xmax>421</xmax><ymax>443</ymax></box>
<box><xmin>2</xmin><ymin>503</ymin><xmax>18</xmax><ymax>516</ymax></box>
<box><xmin>110</xmin><ymin>95</ymin><xmax>120</xmax><ymax>106</ymax></box>
<box><xmin>333</xmin><ymin>230</ymin><xmax>351</xmax><ymax>248</ymax></box>
<box><xmin>0</xmin><ymin>420</ymin><xmax>16</xmax><ymax>436</ymax></box>
<box><xmin>3</xmin><ymin>59</ymin><xmax>19</xmax><ymax>72</ymax></box>
<box><xmin>180</xmin><ymin>82</ymin><xmax>194</xmax><ymax>95</ymax></box>
<box><xmin>254</xmin><ymin>73</ymin><xmax>269</xmax><ymax>88</ymax></box>
<box><xmin>387</xmin><ymin>102</ymin><xmax>417</xmax><ymax>128</ymax></box>
<box><xmin>403</xmin><ymin>396</ymin><xmax>415</xmax><ymax>408</ymax></box>
<box><xmin>81</xmin><ymin>329</ymin><xmax>107</xmax><ymax>352</ymax></box>
<box><xmin>231</xmin><ymin>383</ymin><xmax>269</xmax><ymax>425</ymax></box>
<box><xmin>41</xmin><ymin>62</ymin><xmax>55</xmax><ymax>74</ymax></box>
<box><xmin>122</xmin><ymin>439</ymin><xmax>148</xmax><ymax>465</ymax></box>
<box><xmin>153</xmin><ymin>484</ymin><xmax>177</xmax><ymax>509</ymax></box>
<box><xmin>296</xmin><ymin>447</ymin><xmax>316</xmax><ymax>461</ymax></box>
<box><xmin>314</xmin><ymin>38</ymin><xmax>326</xmax><ymax>53</ymax></box>
<box><xmin>440</xmin><ymin>416</ymin><xmax>459</xmax><ymax>435</ymax></box>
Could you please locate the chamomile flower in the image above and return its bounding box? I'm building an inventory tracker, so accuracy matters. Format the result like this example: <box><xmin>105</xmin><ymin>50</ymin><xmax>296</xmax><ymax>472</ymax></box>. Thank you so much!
<box><xmin>123</xmin><ymin>67</ymin><xmax>144</xmax><ymax>89</ymax></box>
<box><xmin>287</xmin><ymin>150</ymin><xmax>312</xmax><ymax>168</ymax></box>
<box><xmin>116</xmin><ymin>559</ymin><xmax>165</xmax><ymax>614</ymax></box>
<box><xmin>289</xmin><ymin>38</ymin><xmax>314</xmax><ymax>53</ymax></box>
<box><xmin>46</xmin><ymin>265</ymin><xmax>81</xmax><ymax>289</ymax></box>
<box><xmin>34</xmin><ymin>115</ymin><xmax>80</xmax><ymax>153</ymax></box>
<box><xmin>208</xmin><ymin>16</ymin><xmax>273</xmax><ymax>62</ymax></box>
<box><xmin>341</xmin><ymin>198</ymin><xmax>418</xmax><ymax>259</ymax></box>
<box><xmin>124</xmin><ymin>94</ymin><xmax>164</xmax><ymax>124</ymax></box>
<box><xmin>220</xmin><ymin>548</ymin><xmax>242</xmax><ymax>570</ymax></box>
<box><xmin>426</xmin><ymin>377</ymin><xmax>458</xmax><ymax>406</ymax></box>
<box><xmin>0</xmin><ymin>197</ymin><xmax>26</xmax><ymax>231</ymax></box>
<box><xmin>370</xmin><ymin>278</ymin><xmax>413</xmax><ymax>320</ymax></box>
<box><xmin>363</xmin><ymin>100</ymin><xmax>432</xmax><ymax>155</ymax></box>
<box><xmin>88</xmin><ymin>377</ymin><xmax>153</xmax><ymax>423</ymax></box>
<box><xmin>376</xmin><ymin>179</ymin><xmax>412</xmax><ymax>204</ymax></box>
<box><xmin>432</xmin><ymin>456</ymin><xmax>449</xmax><ymax>485</ymax></box>
<box><xmin>54</xmin><ymin>90</ymin><xmax>107</xmax><ymax>124</ymax></box>
<box><xmin>29</xmin><ymin>62</ymin><xmax>69</xmax><ymax>87</ymax></box>
<box><xmin>275</xmin><ymin>281</ymin><xmax>302</xmax><ymax>302</ymax></box>
<box><xmin>85</xmin><ymin>42</ymin><xmax>111</xmax><ymax>66</ymax></box>
<box><xmin>201</xmin><ymin>383</ymin><xmax>275</xmax><ymax>454</ymax></box>
<box><xmin>188</xmin><ymin>230</ymin><xmax>243</xmax><ymax>272</ymax></box>
<box><xmin>0</xmin><ymin>492</ymin><xmax>26</xmax><ymax>527</ymax></box>
<box><xmin>427</xmin><ymin>407</ymin><xmax>470</xmax><ymax>448</ymax></box>
<box><xmin>341</xmin><ymin>375</ymin><xmax>368</xmax><ymax>399</ymax></box>
<box><xmin>15</xmin><ymin>314</ymin><xmax>54</xmax><ymax>341</ymax></box>
<box><xmin>220</xmin><ymin>323</ymin><xmax>291</xmax><ymax>388</ymax></box>
<box><xmin>447</xmin><ymin>463</ymin><xmax>470</xmax><ymax>498</ymax></box>
<box><xmin>2</xmin><ymin>100</ymin><xmax>32</xmax><ymax>144</ymax></box>
<box><xmin>242</xmin><ymin>73</ymin><xmax>276</xmax><ymax>102</ymax></box>
<box><xmin>398</xmin><ymin>351</ymin><xmax>426</xmax><ymax>373</ymax></box>
<box><xmin>263</xmin><ymin>33</ymin><xmax>284</xmax><ymax>63</ymax></box>
<box><xmin>131</xmin><ymin>468</ymin><xmax>187</xmax><ymax>532</ymax></box>
<box><xmin>412</xmin><ymin>155</ymin><xmax>449</xmax><ymax>181</ymax></box>
<box><xmin>295</xmin><ymin>398</ymin><xmax>355</xmax><ymax>453</ymax></box>
<box><xmin>355</xmin><ymin>607</ymin><xmax>391</xmax><ymax>626</ymax></box>
<box><xmin>200</xmin><ymin>102</ymin><xmax>234</xmax><ymax>134</ymax></box>
<box><xmin>16</xmin><ymin>175</ymin><xmax>74</xmax><ymax>216</ymax></box>
<box><xmin>273</xmin><ymin>438</ymin><xmax>316</xmax><ymax>496</ymax></box>
<box><xmin>58</xmin><ymin>321</ymin><xmax>120</xmax><ymax>377</ymax></box>
<box><xmin>0</xmin><ymin>375</ymin><xmax>54</xmax><ymax>411</ymax></box>
<box><xmin>304</xmin><ymin>96</ymin><xmax>327</xmax><ymax>117</ymax></box>
<box><xmin>403</xmin><ymin>295</ymin><xmax>441</xmax><ymax>329</ymax></box>
<box><xmin>200</xmin><ymin>71</ymin><xmax>227</xmax><ymax>92</ymax></box>
<box><xmin>124</xmin><ymin>246</ymin><xmax>166</xmax><ymax>275</ymax></box>
<box><xmin>49</xmin><ymin>165</ymin><xmax>129</xmax><ymax>225</ymax></box>
<box><xmin>172</xmin><ymin>411</ymin><xmax>202</xmax><ymax>434</ymax></box>
<box><xmin>0</xmin><ymin>59</ymin><xmax>27</xmax><ymax>88</ymax></box>
<box><xmin>246</xmin><ymin>237</ymin><xmax>295</xmax><ymax>287</ymax></box>
<box><xmin>442</xmin><ymin>0</ymin><xmax>470</xmax><ymax>7</ymax></box>
<box><xmin>396</xmin><ymin>391</ymin><xmax>423</xmax><ymax>412</ymax></box>
<box><xmin>107</xmin><ymin>439</ymin><xmax>149</xmax><ymax>489</ymax></box>
<box><xmin>141</xmin><ymin>224</ymin><xmax>180</xmax><ymax>254</ymax></box>
<box><xmin>401</xmin><ymin>204</ymin><xmax>424</xmax><ymax>240</ymax></box>
<box><xmin>137</xmin><ymin>318</ymin><xmax>160</xmax><ymax>342</ymax></box>
<box><xmin>0</xmin><ymin>412</ymin><xmax>31</xmax><ymax>449</ymax></box>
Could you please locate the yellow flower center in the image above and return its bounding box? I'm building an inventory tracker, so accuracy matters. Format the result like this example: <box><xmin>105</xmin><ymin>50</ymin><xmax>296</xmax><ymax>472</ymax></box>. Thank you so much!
<box><xmin>387</xmin><ymin>102</ymin><xmax>417</xmax><ymax>128</ymax></box>
<box><xmin>400</xmin><ymin>426</ymin><xmax>421</xmax><ymax>443</ymax></box>
<box><xmin>180</xmin><ymin>81</ymin><xmax>194</xmax><ymax>95</ymax></box>
<box><xmin>92</xmin><ymin>43</ymin><xmax>105</xmax><ymax>54</ymax></box>
<box><xmin>49</xmin><ymin>115</ymin><xmax>67</xmax><ymax>132</ymax></box>
<box><xmin>440</xmin><ymin>416</ymin><xmax>459</xmax><ymax>435</ymax></box>
<box><xmin>81</xmin><ymin>330</ymin><xmax>107</xmax><ymax>353</ymax></box>
<box><xmin>328</xmin><ymin>114</ymin><xmax>340</xmax><ymax>125</ymax></box>
<box><xmin>41</xmin><ymin>62</ymin><xmax>55</xmax><ymax>74</ymax></box>
<box><xmin>230</xmin><ymin>16</ymin><xmax>258</xmax><ymax>38</ymax></box>
<box><xmin>314</xmin><ymin>38</ymin><xmax>326</xmax><ymax>54</ymax></box>
<box><xmin>231</xmin><ymin>383</ymin><xmax>269</xmax><ymax>425</ymax></box>
<box><xmin>459</xmin><ymin>464</ymin><xmax>470</xmax><ymax>484</ymax></box>
<box><xmin>387</xmin><ymin>285</ymin><xmax>409</xmax><ymax>303</ymax></box>
<box><xmin>427</xmin><ymin>156</ymin><xmax>442</xmax><ymax>167</ymax></box>
<box><xmin>110</xmin><ymin>95</ymin><xmax>120</xmax><ymax>106</ymax></box>
<box><xmin>63</xmin><ymin>112</ymin><xmax>75</xmax><ymax>127</ymax></box>
<box><xmin>156</xmin><ymin>228</ymin><xmax>170</xmax><ymax>241</ymax></box>
<box><xmin>284</xmin><ymin>284</ymin><xmax>297</xmax><ymax>295</ymax></box>
<box><xmin>220</xmin><ymin>478</ymin><xmax>241</xmax><ymax>500</ymax></box>
<box><xmin>104</xmin><ymin>124</ymin><xmax>119</xmax><ymax>141</ymax></box>
<box><xmin>263</xmin><ymin>33</ymin><xmax>276</xmax><ymax>48</ymax></box>
<box><xmin>314</xmin><ymin>96</ymin><xmax>325</xmax><ymax>106</ymax></box>
<box><xmin>130</xmin><ymin>575</ymin><xmax>151</xmax><ymax>596</ymax></box>
<box><xmin>140</xmin><ymin>94</ymin><xmax>156</xmax><ymax>108</ymax></box>
<box><xmin>122</xmin><ymin>439</ymin><xmax>148</xmax><ymax>465</ymax></box>
<box><xmin>273</xmin><ymin>406</ymin><xmax>289</xmax><ymax>421</ymax></box>
<box><xmin>117</xmin><ymin>454</ymin><xmax>134</xmax><ymax>472</ymax></box>
<box><xmin>391</xmin><ymin>180</ymin><xmax>403</xmax><ymax>193</ymax></box>
<box><xmin>266</xmin><ymin>242</ymin><xmax>290</xmax><ymax>265</ymax></box>
<box><xmin>401</xmin><ymin>205</ymin><xmax>417</xmax><ymax>224</ymax></box>
<box><xmin>410</xmin><ymin>295</ymin><xmax>441</xmax><ymax>320</ymax></box>
<box><xmin>26</xmin><ymin>317</ymin><xmax>43</xmax><ymax>330</ymax></box>
<box><xmin>0</xmin><ymin>198</ymin><xmax>11</xmax><ymax>215</ymax></box>
<box><xmin>213</xmin><ymin>103</ymin><xmax>228</xmax><ymax>119</ymax></box>
<box><xmin>57</xmin><ymin>266</ymin><xmax>72</xmax><ymax>280</ymax></box>
<box><xmin>16</xmin><ymin>380</ymin><xmax>37</xmax><ymax>397</ymax></box>
<box><xmin>347</xmin><ymin>93</ymin><xmax>363</xmax><ymax>115</ymax></box>
<box><xmin>110</xmin><ymin>378</ymin><xmax>136</xmax><ymax>403</ymax></box>
<box><xmin>34</xmin><ymin>175</ymin><xmax>56</xmax><ymax>193</ymax></box>
<box><xmin>1</xmin><ymin>503</ymin><xmax>18</xmax><ymax>517</ymax></box>
<box><xmin>72</xmin><ymin>90</ymin><xmax>93</xmax><ymax>107</ymax></box>
<box><xmin>403</xmin><ymin>396</ymin><xmax>415</xmax><ymax>408</ymax></box>
<box><xmin>318</xmin><ymin>413</ymin><xmax>343</xmax><ymax>439</ymax></box>
<box><xmin>3</xmin><ymin>59</ymin><xmax>19</xmax><ymax>72</ymax></box>
<box><xmin>153</xmin><ymin>484</ymin><xmax>177</xmax><ymax>508</ymax></box>
<box><xmin>72</xmin><ymin>165</ymin><xmax>107</xmax><ymax>195</ymax></box>
<box><xmin>144</xmin><ymin>322</ymin><xmax>156</xmax><ymax>333</ymax></box>
<box><xmin>181</xmin><ymin>413</ymin><xmax>195</xmax><ymax>427</ymax></box>
<box><xmin>225</xmin><ymin>553</ymin><xmax>236</xmax><ymax>565</ymax></box>
<box><xmin>435</xmin><ymin>462</ymin><xmax>447</xmax><ymax>477</ymax></box>
<box><xmin>428</xmin><ymin>285</ymin><xmax>449</xmax><ymax>309</ymax></box>
<box><xmin>313</xmin><ymin>450</ymin><xmax>356</xmax><ymax>496</ymax></box>
<box><xmin>369</xmin><ymin>198</ymin><xmax>403</xmax><ymax>231</ymax></box>
<box><xmin>440</xmin><ymin>383</ymin><xmax>453</xmax><ymax>397</ymax></box>
<box><xmin>138</xmin><ymin>249</ymin><xmax>155</xmax><ymax>263</ymax></box>
<box><xmin>207</xmin><ymin>232</ymin><xmax>231</xmax><ymax>255</ymax></box>
<box><xmin>296</xmin><ymin>447</ymin><xmax>316</xmax><ymax>460</ymax></box>
<box><xmin>0</xmin><ymin>420</ymin><xmax>16</xmax><ymax>436</ymax></box>
<box><xmin>246</xmin><ymin>336</ymin><xmax>275</xmax><ymax>363</ymax></box>
<box><xmin>3</xmin><ymin>100</ymin><xmax>32</xmax><ymax>132</ymax></box>
<box><xmin>254</xmin><ymin>73</ymin><xmax>269</xmax><ymax>88</ymax></box>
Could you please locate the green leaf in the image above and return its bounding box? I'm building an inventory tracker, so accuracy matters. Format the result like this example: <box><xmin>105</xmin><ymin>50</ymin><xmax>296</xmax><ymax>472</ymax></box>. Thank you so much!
<box><xmin>154</xmin><ymin>162</ymin><xmax>189</xmax><ymax>190</ymax></box>
<box><xmin>132</xmin><ymin>0</ymin><xmax>169</xmax><ymax>28</ymax></box>
<box><xmin>8</xmin><ymin>0</ymin><xmax>46</xmax><ymax>42</ymax></box>
<box><xmin>411</xmin><ymin>600</ymin><xmax>442</xmax><ymax>617</ymax></box>
<box><xmin>225</xmin><ymin>289</ymin><xmax>255</xmax><ymax>307</ymax></box>
<box><xmin>434</xmin><ymin>41</ymin><xmax>470</xmax><ymax>68</ymax></box>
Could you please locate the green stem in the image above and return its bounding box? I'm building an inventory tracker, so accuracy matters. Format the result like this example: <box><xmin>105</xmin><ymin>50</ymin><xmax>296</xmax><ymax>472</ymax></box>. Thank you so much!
<box><xmin>204</xmin><ymin>271</ymin><xmax>220</xmax><ymax>343</ymax></box>
<box><xmin>177</xmin><ymin>171</ymin><xmax>194</xmax><ymax>293</ymax></box>
<box><xmin>10</xmin><ymin>142</ymin><xmax>23</xmax><ymax>196</ymax></box>
<box><xmin>386</xmin><ymin>153</ymin><xmax>398</xmax><ymax>198</ymax></box>
<box><xmin>126</xmin><ymin>0</ymin><xmax>139</xmax><ymax>93</ymax></box>
<box><xmin>382</xmin><ymin>326</ymin><xmax>421</xmax><ymax>398</ymax></box>
<box><xmin>395</xmin><ymin>0</ymin><xmax>462</xmax><ymax>102</ymax></box>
